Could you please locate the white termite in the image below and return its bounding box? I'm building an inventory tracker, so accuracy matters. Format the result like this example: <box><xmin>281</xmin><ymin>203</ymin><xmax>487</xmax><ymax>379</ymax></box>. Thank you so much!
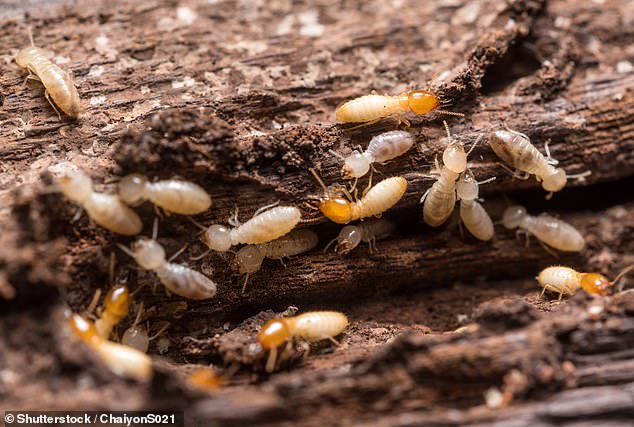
<box><xmin>56</xmin><ymin>166</ymin><xmax>142</xmax><ymax>236</ymax></box>
<box><xmin>456</xmin><ymin>170</ymin><xmax>495</xmax><ymax>241</ymax></box>
<box><xmin>489</xmin><ymin>126</ymin><xmax>590</xmax><ymax>198</ymax></box>
<box><xmin>118</xmin><ymin>222</ymin><xmax>217</xmax><ymax>300</ymax></box>
<box><xmin>16</xmin><ymin>29</ymin><xmax>81</xmax><ymax>119</ymax></box>
<box><xmin>121</xmin><ymin>303</ymin><xmax>169</xmax><ymax>353</ymax></box>
<box><xmin>234</xmin><ymin>229</ymin><xmax>319</xmax><ymax>292</ymax></box>
<box><xmin>330</xmin><ymin>130</ymin><xmax>415</xmax><ymax>178</ymax></box>
<box><xmin>118</xmin><ymin>174</ymin><xmax>212</xmax><ymax>215</ymax></box>
<box><xmin>198</xmin><ymin>205</ymin><xmax>302</xmax><ymax>252</ymax></box>
<box><xmin>421</xmin><ymin>121</ymin><xmax>470</xmax><ymax>227</ymax></box>
<box><xmin>502</xmin><ymin>205</ymin><xmax>585</xmax><ymax>252</ymax></box>
<box><xmin>325</xmin><ymin>218</ymin><xmax>396</xmax><ymax>255</ymax></box>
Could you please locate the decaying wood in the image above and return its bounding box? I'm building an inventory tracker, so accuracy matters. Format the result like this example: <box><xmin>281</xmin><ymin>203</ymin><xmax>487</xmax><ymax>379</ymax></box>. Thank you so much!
<box><xmin>0</xmin><ymin>0</ymin><xmax>633</xmax><ymax>424</ymax></box>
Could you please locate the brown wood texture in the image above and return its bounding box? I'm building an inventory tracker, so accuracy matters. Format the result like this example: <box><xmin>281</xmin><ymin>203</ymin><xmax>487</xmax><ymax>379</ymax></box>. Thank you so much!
<box><xmin>0</xmin><ymin>0</ymin><xmax>633</xmax><ymax>425</ymax></box>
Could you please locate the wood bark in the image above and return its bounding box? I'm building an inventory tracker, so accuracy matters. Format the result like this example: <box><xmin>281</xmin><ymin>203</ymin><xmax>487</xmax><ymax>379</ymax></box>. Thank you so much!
<box><xmin>0</xmin><ymin>0</ymin><xmax>633</xmax><ymax>425</ymax></box>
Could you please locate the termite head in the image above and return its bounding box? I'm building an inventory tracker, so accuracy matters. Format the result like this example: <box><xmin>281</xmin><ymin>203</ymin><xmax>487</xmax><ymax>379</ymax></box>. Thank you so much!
<box><xmin>405</xmin><ymin>90</ymin><xmax>440</xmax><ymax>115</ymax></box>
<box><xmin>258</xmin><ymin>318</ymin><xmax>290</xmax><ymax>350</ymax></box>
<box><xmin>343</xmin><ymin>151</ymin><xmax>371</xmax><ymax>178</ymax></box>
<box><xmin>57</xmin><ymin>170</ymin><xmax>93</xmax><ymax>204</ymax></box>
<box><xmin>502</xmin><ymin>205</ymin><xmax>527</xmax><ymax>229</ymax></box>
<box><xmin>202</xmin><ymin>225</ymin><xmax>233</xmax><ymax>252</ymax></box>
<box><xmin>310</xmin><ymin>168</ymin><xmax>354</xmax><ymax>224</ymax></box>
<box><xmin>118</xmin><ymin>174</ymin><xmax>148</xmax><ymax>205</ymax></box>
<box><xmin>15</xmin><ymin>46</ymin><xmax>40</xmax><ymax>68</ymax></box>
<box><xmin>232</xmin><ymin>245</ymin><xmax>265</xmax><ymax>275</ymax></box>
<box><xmin>335</xmin><ymin>225</ymin><xmax>362</xmax><ymax>255</ymax></box>
<box><xmin>122</xmin><ymin>325</ymin><xmax>150</xmax><ymax>353</ymax></box>
<box><xmin>104</xmin><ymin>285</ymin><xmax>130</xmax><ymax>318</ymax></box>
<box><xmin>132</xmin><ymin>238</ymin><xmax>166</xmax><ymax>270</ymax></box>
<box><xmin>456</xmin><ymin>170</ymin><xmax>478</xmax><ymax>202</ymax></box>
<box><xmin>579</xmin><ymin>273</ymin><xmax>612</xmax><ymax>295</ymax></box>
<box><xmin>68</xmin><ymin>313</ymin><xmax>100</xmax><ymax>346</ymax></box>
<box><xmin>541</xmin><ymin>169</ymin><xmax>567</xmax><ymax>193</ymax></box>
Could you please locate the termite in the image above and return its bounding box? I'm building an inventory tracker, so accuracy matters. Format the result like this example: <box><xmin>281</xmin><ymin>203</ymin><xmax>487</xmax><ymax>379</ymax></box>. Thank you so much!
<box><xmin>16</xmin><ymin>28</ymin><xmax>81</xmax><ymax>119</ymax></box>
<box><xmin>537</xmin><ymin>265</ymin><xmax>634</xmax><ymax>301</ymax></box>
<box><xmin>68</xmin><ymin>313</ymin><xmax>152</xmax><ymax>381</ymax></box>
<box><xmin>335</xmin><ymin>85</ymin><xmax>462</xmax><ymax>125</ymax></box>
<box><xmin>121</xmin><ymin>309</ymin><xmax>170</xmax><ymax>353</ymax></box>
<box><xmin>57</xmin><ymin>166</ymin><xmax>142</xmax><ymax>236</ymax></box>
<box><xmin>94</xmin><ymin>284</ymin><xmax>130</xmax><ymax>339</ymax></box>
<box><xmin>330</xmin><ymin>130</ymin><xmax>415</xmax><ymax>179</ymax></box>
<box><xmin>489</xmin><ymin>127</ymin><xmax>590</xmax><ymax>198</ymax></box>
<box><xmin>234</xmin><ymin>229</ymin><xmax>319</xmax><ymax>293</ymax></box>
<box><xmin>196</xmin><ymin>205</ymin><xmax>302</xmax><ymax>253</ymax></box>
<box><xmin>421</xmin><ymin>121</ymin><xmax>470</xmax><ymax>227</ymax></box>
<box><xmin>310</xmin><ymin>169</ymin><xmax>407</xmax><ymax>224</ymax></box>
<box><xmin>456</xmin><ymin>170</ymin><xmax>495</xmax><ymax>241</ymax></box>
<box><xmin>324</xmin><ymin>218</ymin><xmax>396</xmax><ymax>255</ymax></box>
<box><xmin>118</xmin><ymin>174</ymin><xmax>212</xmax><ymax>215</ymax></box>
<box><xmin>118</xmin><ymin>220</ymin><xmax>218</xmax><ymax>300</ymax></box>
<box><xmin>502</xmin><ymin>205</ymin><xmax>585</xmax><ymax>252</ymax></box>
<box><xmin>258</xmin><ymin>311</ymin><xmax>349</xmax><ymax>373</ymax></box>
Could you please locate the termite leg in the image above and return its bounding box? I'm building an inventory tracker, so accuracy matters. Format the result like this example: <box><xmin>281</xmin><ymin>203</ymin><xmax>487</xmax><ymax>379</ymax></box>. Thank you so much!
<box><xmin>168</xmin><ymin>243</ymin><xmax>189</xmax><ymax>263</ymax></box>
<box><xmin>543</xmin><ymin>139</ymin><xmax>559</xmax><ymax>166</ymax></box>
<box><xmin>188</xmin><ymin>216</ymin><xmax>208</xmax><ymax>231</ymax></box>
<box><xmin>190</xmin><ymin>247</ymin><xmax>211</xmax><ymax>261</ymax></box>
<box><xmin>540</xmin><ymin>287</ymin><xmax>547</xmax><ymax>298</ymax></box>
<box><xmin>253</xmin><ymin>201</ymin><xmax>280</xmax><ymax>217</ymax></box>
<box><xmin>457</xmin><ymin>217</ymin><xmax>465</xmax><ymax>239</ymax></box>
<box><xmin>278</xmin><ymin>258</ymin><xmax>288</xmax><ymax>269</ymax></box>
<box><xmin>341</xmin><ymin>117</ymin><xmax>383</xmax><ymax>132</ymax></box>
<box><xmin>228</xmin><ymin>206</ymin><xmax>241</xmax><ymax>227</ymax></box>
<box><xmin>44</xmin><ymin>91</ymin><xmax>62</xmax><ymax>121</ymax></box>
<box><xmin>419</xmin><ymin>188</ymin><xmax>431</xmax><ymax>204</ymax></box>
<box><xmin>537</xmin><ymin>240</ymin><xmax>559</xmax><ymax>258</ymax></box>
<box><xmin>326</xmin><ymin>336</ymin><xmax>342</xmax><ymax>346</ymax></box>
<box><xmin>71</xmin><ymin>206</ymin><xmax>85</xmax><ymax>223</ymax></box>
<box><xmin>265</xmin><ymin>347</ymin><xmax>278</xmax><ymax>373</ymax></box>
<box><xmin>241</xmin><ymin>273</ymin><xmax>250</xmax><ymax>295</ymax></box>
<box><xmin>84</xmin><ymin>288</ymin><xmax>103</xmax><ymax>316</ymax></box>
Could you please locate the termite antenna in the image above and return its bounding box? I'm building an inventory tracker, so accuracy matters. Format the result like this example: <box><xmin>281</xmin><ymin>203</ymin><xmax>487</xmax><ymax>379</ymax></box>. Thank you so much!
<box><xmin>436</xmin><ymin>110</ymin><xmax>465</xmax><ymax>117</ymax></box>
<box><xmin>442</xmin><ymin>120</ymin><xmax>452</xmax><ymax>142</ymax></box>
<box><xmin>323</xmin><ymin>236</ymin><xmax>338</xmax><ymax>254</ymax></box>
<box><xmin>27</xmin><ymin>26</ymin><xmax>35</xmax><ymax>47</ymax></box>
<box><xmin>612</xmin><ymin>264</ymin><xmax>634</xmax><ymax>289</ymax></box>
<box><xmin>478</xmin><ymin>176</ymin><xmax>496</xmax><ymax>185</ymax></box>
<box><xmin>309</xmin><ymin>168</ymin><xmax>329</xmax><ymax>193</ymax></box>
<box><xmin>152</xmin><ymin>217</ymin><xmax>159</xmax><ymax>240</ymax></box>
<box><xmin>328</xmin><ymin>149</ymin><xmax>346</xmax><ymax>161</ymax></box>
<box><xmin>116</xmin><ymin>243</ymin><xmax>136</xmax><ymax>260</ymax></box>
<box><xmin>467</xmin><ymin>134</ymin><xmax>484</xmax><ymax>156</ymax></box>
<box><xmin>569</xmin><ymin>170</ymin><xmax>592</xmax><ymax>182</ymax></box>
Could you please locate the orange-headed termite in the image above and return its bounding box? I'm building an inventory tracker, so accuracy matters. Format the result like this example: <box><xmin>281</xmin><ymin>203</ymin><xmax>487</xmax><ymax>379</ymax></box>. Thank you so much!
<box><xmin>196</xmin><ymin>205</ymin><xmax>302</xmax><ymax>253</ymax></box>
<box><xmin>421</xmin><ymin>121</ymin><xmax>471</xmax><ymax>227</ymax></box>
<box><xmin>57</xmin><ymin>166</ymin><xmax>142</xmax><ymax>236</ymax></box>
<box><xmin>330</xmin><ymin>130</ymin><xmax>415</xmax><ymax>178</ymax></box>
<box><xmin>68</xmin><ymin>313</ymin><xmax>152</xmax><ymax>381</ymax></box>
<box><xmin>335</xmin><ymin>87</ymin><xmax>462</xmax><ymax>125</ymax></box>
<box><xmin>325</xmin><ymin>218</ymin><xmax>396</xmax><ymax>255</ymax></box>
<box><xmin>537</xmin><ymin>265</ymin><xmax>634</xmax><ymax>301</ymax></box>
<box><xmin>234</xmin><ymin>229</ymin><xmax>319</xmax><ymax>293</ymax></box>
<box><xmin>118</xmin><ymin>220</ymin><xmax>218</xmax><ymax>299</ymax></box>
<box><xmin>94</xmin><ymin>284</ymin><xmax>130</xmax><ymax>339</ymax></box>
<box><xmin>258</xmin><ymin>311</ymin><xmax>349</xmax><ymax>373</ymax></box>
<box><xmin>489</xmin><ymin>127</ymin><xmax>591</xmax><ymax>198</ymax></box>
<box><xmin>502</xmin><ymin>205</ymin><xmax>585</xmax><ymax>252</ymax></box>
<box><xmin>16</xmin><ymin>28</ymin><xmax>81</xmax><ymax>119</ymax></box>
<box><xmin>310</xmin><ymin>169</ymin><xmax>407</xmax><ymax>224</ymax></box>
<box><xmin>118</xmin><ymin>174</ymin><xmax>212</xmax><ymax>215</ymax></box>
<box><xmin>456</xmin><ymin>170</ymin><xmax>495</xmax><ymax>241</ymax></box>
